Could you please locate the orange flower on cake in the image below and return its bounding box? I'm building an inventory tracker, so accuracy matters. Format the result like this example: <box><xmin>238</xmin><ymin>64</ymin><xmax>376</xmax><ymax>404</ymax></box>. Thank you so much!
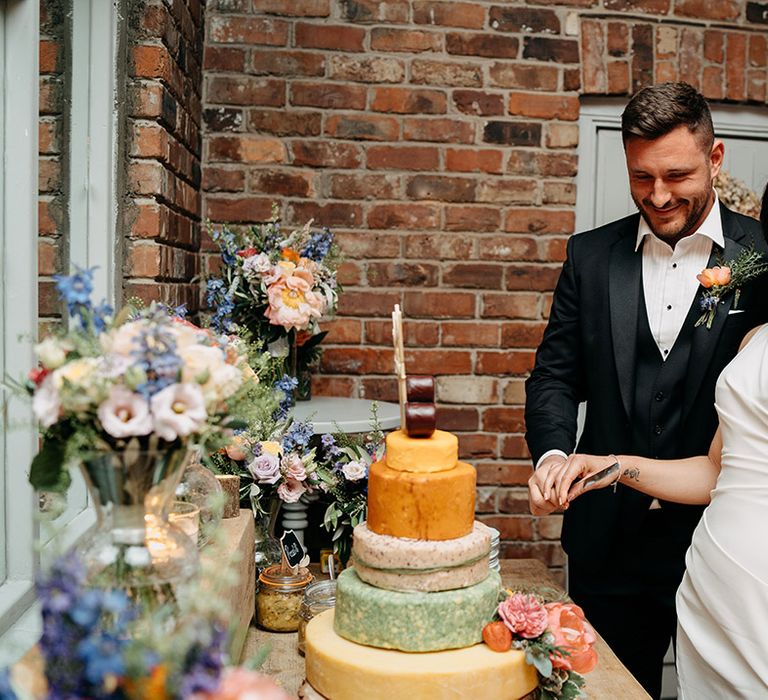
<box><xmin>545</xmin><ymin>602</ymin><xmax>599</xmax><ymax>675</ymax></box>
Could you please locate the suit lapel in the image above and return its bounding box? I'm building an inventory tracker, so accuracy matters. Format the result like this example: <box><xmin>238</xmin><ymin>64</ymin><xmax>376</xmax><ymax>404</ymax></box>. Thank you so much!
<box><xmin>682</xmin><ymin>230</ymin><xmax>746</xmax><ymax>421</ymax></box>
<box><xmin>609</xmin><ymin>230</ymin><xmax>643</xmax><ymax>420</ymax></box>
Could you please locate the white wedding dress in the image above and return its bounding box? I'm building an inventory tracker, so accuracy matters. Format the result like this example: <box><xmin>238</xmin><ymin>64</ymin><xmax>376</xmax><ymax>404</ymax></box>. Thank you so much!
<box><xmin>676</xmin><ymin>324</ymin><xmax>768</xmax><ymax>698</ymax></box>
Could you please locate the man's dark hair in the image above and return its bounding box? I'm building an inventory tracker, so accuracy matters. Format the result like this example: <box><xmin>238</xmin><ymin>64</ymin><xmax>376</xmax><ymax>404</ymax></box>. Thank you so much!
<box><xmin>621</xmin><ymin>82</ymin><xmax>714</xmax><ymax>150</ymax></box>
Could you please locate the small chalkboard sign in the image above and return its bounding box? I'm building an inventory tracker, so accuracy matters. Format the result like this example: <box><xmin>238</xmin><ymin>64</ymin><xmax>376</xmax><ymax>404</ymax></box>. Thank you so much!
<box><xmin>280</xmin><ymin>530</ymin><xmax>306</xmax><ymax>568</ymax></box>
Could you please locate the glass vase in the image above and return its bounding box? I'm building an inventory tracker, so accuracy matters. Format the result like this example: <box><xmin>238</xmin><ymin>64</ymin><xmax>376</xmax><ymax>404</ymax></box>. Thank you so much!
<box><xmin>176</xmin><ymin>458</ymin><xmax>223</xmax><ymax>546</ymax></box>
<box><xmin>254</xmin><ymin>498</ymin><xmax>282</xmax><ymax>571</ymax></box>
<box><xmin>75</xmin><ymin>448</ymin><xmax>199</xmax><ymax>604</ymax></box>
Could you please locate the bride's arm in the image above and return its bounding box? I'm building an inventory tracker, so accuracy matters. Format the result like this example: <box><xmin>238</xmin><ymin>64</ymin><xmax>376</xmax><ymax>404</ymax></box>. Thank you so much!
<box><xmin>547</xmin><ymin>429</ymin><xmax>722</xmax><ymax>507</ymax></box>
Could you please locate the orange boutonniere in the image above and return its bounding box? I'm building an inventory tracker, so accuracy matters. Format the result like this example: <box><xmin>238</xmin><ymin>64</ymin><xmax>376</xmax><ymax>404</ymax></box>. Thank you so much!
<box><xmin>696</xmin><ymin>248</ymin><xmax>768</xmax><ymax>329</ymax></box>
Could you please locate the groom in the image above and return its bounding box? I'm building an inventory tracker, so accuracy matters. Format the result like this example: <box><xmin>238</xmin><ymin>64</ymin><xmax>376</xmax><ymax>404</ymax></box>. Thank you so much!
<box><xmin>525</xmin><ymin>82</ymin><xmax>768</xmax><ymax>699</ymax></box>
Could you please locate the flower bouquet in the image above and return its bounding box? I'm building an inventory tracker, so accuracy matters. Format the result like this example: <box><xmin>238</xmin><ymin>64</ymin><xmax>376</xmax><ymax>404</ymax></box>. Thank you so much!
<box><xmin>482</xmin><ymin>591</ymin><xmax>598</xmax><ymax>699</ymax></box>
<box><xmin>206</xmin><ymin>208</ymin><xmax>341</xmax><ymax>402</ymax></box>
<box><xmin>18</xmin><ymin>267</ymin><xmax>266</xmax><ymax>593</ymax></box>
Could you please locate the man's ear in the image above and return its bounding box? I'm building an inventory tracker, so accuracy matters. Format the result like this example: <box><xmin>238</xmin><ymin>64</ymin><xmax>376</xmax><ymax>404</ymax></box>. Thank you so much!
<box><xmin>709</xmin><ymin>139</ymin><xmax>725</xmax><ymax>179</ymax></box>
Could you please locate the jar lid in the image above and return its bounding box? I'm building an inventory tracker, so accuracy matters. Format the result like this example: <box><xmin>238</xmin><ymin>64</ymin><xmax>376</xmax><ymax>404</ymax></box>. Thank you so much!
<box><xmin>304</xmin><ymin>579</ymin><xmax>337</xmax><ymax>602</ymax></box>
<box><xmin>259</xmin><ymin>564</ymin><xmax>313</xmax><ymax>588</ymax></box>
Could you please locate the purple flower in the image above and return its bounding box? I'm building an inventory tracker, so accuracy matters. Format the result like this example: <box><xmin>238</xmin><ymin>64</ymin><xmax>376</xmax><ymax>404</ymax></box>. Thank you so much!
<box><xmin>248</xmin><ymin>452</ymin><xmax>281</xmax><ymax>484</ymax></box>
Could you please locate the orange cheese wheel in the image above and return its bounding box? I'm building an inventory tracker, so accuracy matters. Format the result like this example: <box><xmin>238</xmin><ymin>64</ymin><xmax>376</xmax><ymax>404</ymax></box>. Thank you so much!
<box><xmin>367</xmin><ymin>459</ymin><xmax>475</xmax><ymax>541</ymax></box>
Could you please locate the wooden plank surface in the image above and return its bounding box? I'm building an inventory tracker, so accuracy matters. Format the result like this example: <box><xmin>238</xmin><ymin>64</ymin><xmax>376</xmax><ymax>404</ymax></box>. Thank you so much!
<box><xmin>244</xmin><ymin>559</ymin><xmax>651</xmax><ymax>699</ymax></box>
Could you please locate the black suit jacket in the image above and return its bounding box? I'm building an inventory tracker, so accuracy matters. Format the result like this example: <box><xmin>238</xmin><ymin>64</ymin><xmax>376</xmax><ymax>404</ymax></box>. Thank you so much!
<box><xmin>525</xmin><ymin>204</ymin><xmax>768</xmax><ymax>568</ymax></box>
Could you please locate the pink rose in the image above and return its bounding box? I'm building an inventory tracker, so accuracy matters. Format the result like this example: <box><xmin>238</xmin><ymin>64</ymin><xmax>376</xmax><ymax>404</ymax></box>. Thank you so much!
<box><xmin>498</xmin><ymin>593</ymin><xmax>548</xmax><ymax>639</ymax></box>
<box><xmin>545</xmin><ymin>602</ymin><xmax>598</xmax><ymax>674</ymax></box>
<box><xmin>697</xmin><ymin>265</ymin><xmax>731</xmax><ymax>288</ymax></box>
<box><xmin>188</xmin><ymin>667</ymin><xmax>291</xmax><ymax>700</ymax></box>
<box><xmin>277</xmin><ymin>477</ymin><xmax>306</xmax><ymax>503</ymax></box>
<box><xmin>283</xmin><ymin>453</ymin><xmax>307</xmax><ymax>481</ymax></box>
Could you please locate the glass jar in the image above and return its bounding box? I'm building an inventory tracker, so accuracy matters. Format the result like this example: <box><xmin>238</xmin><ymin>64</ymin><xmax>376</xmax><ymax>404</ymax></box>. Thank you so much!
<box><xmin>297</xmin><ymin>579</ymin><xmax>337</xmax><ymax>655</ymax></box>
<box><xmin>256</xmin><ymin>565</ymin><xmax>314</xmax><ymax>632</ymax></box>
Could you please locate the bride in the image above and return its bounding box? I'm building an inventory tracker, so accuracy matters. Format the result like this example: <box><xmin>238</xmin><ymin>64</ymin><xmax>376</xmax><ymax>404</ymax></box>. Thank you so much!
<box><xmin>541</xmin><ymin>200</ymin><xmax>768</xmax><ymax>699</ymax></box>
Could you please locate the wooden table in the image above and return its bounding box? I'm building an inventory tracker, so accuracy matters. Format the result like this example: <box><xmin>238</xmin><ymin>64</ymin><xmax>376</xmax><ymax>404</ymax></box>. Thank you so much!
<box><xmin>243</xmin><ymin>559</ymin><xmax>651</xmax><ymax>700</ymax></box>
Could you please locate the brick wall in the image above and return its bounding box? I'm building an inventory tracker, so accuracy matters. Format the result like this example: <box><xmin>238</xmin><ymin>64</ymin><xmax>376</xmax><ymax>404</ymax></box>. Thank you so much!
<box><xmin>200</xmin><ymin>0</ymin><xmax>766</xmax><ymax>579</ymax></box>
<box><xmin>123</xmin><ymin>0</ymin><xmax>206</xmax><ymax>313</ymax></box>
<box><xmin>38</xmin><ymin>0</ymin><xmax>70</xmax><ymax>333</ymax></box>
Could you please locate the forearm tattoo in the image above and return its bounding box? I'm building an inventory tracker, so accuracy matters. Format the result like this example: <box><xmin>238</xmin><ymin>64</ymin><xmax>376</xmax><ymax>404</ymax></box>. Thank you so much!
<box><xmin>623</xmin><ymin>467</ymin><xmax>640</xmax><ymax>482</ymax></box>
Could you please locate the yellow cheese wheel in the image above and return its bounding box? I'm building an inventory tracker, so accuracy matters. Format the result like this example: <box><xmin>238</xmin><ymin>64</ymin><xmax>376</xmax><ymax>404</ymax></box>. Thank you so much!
<box><xmin>305</xmin><ymin>609</ymin><xmax>539</xmax><ymax>700</ymax></box>
<box><xmin>385</xmin><ymin>429</ymin><xmax>458</xmax><ymax>473</ymax></box>
<box><xmin>367</xmin><ymin>459</ymin><xmax>475</xmax><ymax>540</ymax></box>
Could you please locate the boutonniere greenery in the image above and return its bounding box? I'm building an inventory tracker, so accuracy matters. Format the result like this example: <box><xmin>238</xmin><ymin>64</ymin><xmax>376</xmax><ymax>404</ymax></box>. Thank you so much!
<box><xmin>695</xmin><ymin>247</ymin><xmax>768</xmax><ymax>329</ymax></box>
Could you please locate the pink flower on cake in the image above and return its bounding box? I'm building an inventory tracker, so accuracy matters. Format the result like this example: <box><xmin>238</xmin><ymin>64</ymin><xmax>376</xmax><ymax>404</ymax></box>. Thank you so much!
<box><xmin>498</xmin><ymin>593</ymin><xmax>548</xmax><ymax>639</ymax></box>
<box><xmin>545</xmin><ymin>602</ymin><xmax>598</xmax><ymax>674</ymax></box>
<box><xmin>150</xmin><ymin>383</ymin><xmax>207</xmax><ymax>441</ymax></box>
<box><xmin>98</xmin><ymin>386</ymin><xmax>153</xmax><ymax>438</ymax></box>
<box><xmin>277</xmin><ymin>477</ymin><xmax>306</xmax><ymax>503</ymax></box>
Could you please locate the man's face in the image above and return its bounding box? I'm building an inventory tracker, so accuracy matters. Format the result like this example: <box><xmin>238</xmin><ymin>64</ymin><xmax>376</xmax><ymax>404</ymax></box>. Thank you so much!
<box><xmin>625</xmin><ymin>125</ymin><xmax>724</xmax><ymax>246</ymax></box>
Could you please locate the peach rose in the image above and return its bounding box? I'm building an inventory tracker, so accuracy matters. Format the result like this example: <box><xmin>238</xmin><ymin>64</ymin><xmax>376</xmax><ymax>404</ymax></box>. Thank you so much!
<box><xmin>545</xmin><ymin>602</ymin><xmax>598</xmax><ymax>674</ymax></box>
<box><xmin>697</xmin><ymin>265</ymin><xmax>731</xmax><ymax>288</ymax></box>
<box><xmin>264</xmin><ymin>276</ymin><xmax>324</xmax><ymax>332</ymax></box>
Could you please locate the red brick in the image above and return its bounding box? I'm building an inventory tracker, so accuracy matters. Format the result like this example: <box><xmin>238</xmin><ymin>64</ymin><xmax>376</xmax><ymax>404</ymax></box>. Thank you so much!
<box><xmin>405</xmin><ymin>175</ymin><xmax>476</xmax><ymax>203</ymax></box>
<box><xmin>411</xmin><ymin>60</ymin><xmax>483</xmax><ymax>87</ymax></box>
<box><xmin>404</xmin><ymin>349</ymin><xmax>472</xmax><ymax>375</ymax></box>
<box><xmin>436</xmin><ymin>406</ymin><xmax>479</xmax><ymax>431</ymax></box>
<box><xmin>537</xmin><ymin>153</ymin><xmax>578</xmax><ymax>178</ymax></box>
<box><xmin>208</xmin><ymin>16</ymin><xmax>289</xmax><ymax>45</ymax></box>
<box><xmin>313</xmin><ymin>376</ymin><xmax>357</xmax><ymax>397</ymax></box>
<box><xmin>368</xmin><ymin>204</ymin><xmax>440</xmax><ymax>230</ymax></box>
<box><xmin>476</xmin><ymin>462</ymin><xmax>532</xmax><ymax>486</ymax></box>
<box><xmin>131</xmin><ymin>201</ymin><xmax>163</xmax><ymax>239</ymax></box>
<box><xmin>477</xmin><ymin>236</ymin><xmax>539</xmax><ymax>262</ymax></box>
<box><xmin>325</xmin><ymin>114</ymin><xmax>400</xmax><ymax>141</ymax></box>
<box><xmin>371</xmin><ymin>87</ymin><xmax>447</xmax><ymax>115</ymax></box>
<box><xmin>39</xmin><ymin>120</ymin><xmax>59</xmax><ymax>155</ymax></box>
<box><xmin>365</xmin><ymin>319</ymin><xmax>440</xmax><ymax>346</ymax></box>
<box><xmin>675</xmin><ymin>0</ymin><xmax>740</xmax><ymax>20</ymax></box>
<box><xmin>204</xmin><ymin>46</ymin><xmax>246</xmax><ymax>72</ymax></box>
<box><xmin>367</xmin><ymin>145</ymin><xmax>440</xmax><ymax>170</ymax></box>
<box><xmin>413</xmin><ymin>1</ymin><xmax>486</xmax><ymax>29</ymax></box>
<box><xmin>488</xmin><ymin>7</ymin><xmax>559</xmax><ymax>33</ymax></box>
<box><xmin>523</xmin><ymin>37</ymin><xmax>579</xmax><ymax>63</ymax></box>
<box><xmin>704</xmin><ymin>30</ymin><xmax>724</xmax><ymax>62</ymax></box>
<box><xmin>725</xmin><ymin>33</ymin><xmax>747</xmax><ymax>102</ymax></box>
<box><xmin>476</xmin><ymin>351</ymin><xmax>535</xmax><ymax>375</ymax></box>
<box><xmin>631</xmin><ymin>24</ymin><xmax>654</xmax><ymax>92</ymax></box>
<box><xmin>545</xmin><ymin>123</ymin><xmax>579</xmax><ymax>149</ymax></box>
<box><xmin>443</xmin><ymin>263</ymin><xmax>504</xmax><ymax>289</ymax></box>
<box><xmin>441</xmin><ymin>322</ymin><xmax>500</xmax><ymax>347</ymax></box>
<box><xmin>129</xmin><ymin>243</ymin><xmax>161</xmax><ymax>277</ymax></box>
<box><xmin>702</xmin><ymin>66</ymin><xmax>724</xmax><ymax>100</ymax></box>
<box><xmin>207</xmin><ymin>135</ymin><xmax>286</xmax><ymax>163</ymax></box>
<box><xmin>452</xmin><ymin>90</ymin><xmax>505</xmax><ymax>116</ymax></box>
<box><xmin>607</xmin><ymin>60</ymin><xmax>631</xmax><ymax>94</ymax></box>
<box><xmin>295</xmin><ymin>23</ymin><xmax>366</xmax><ymax>52</ymax></box>
<box><xmin>39</xmin><ymin>159</ymin><xmax>61</xmax><ymax>193</ymax></box>
<box><xmin>489</xmin><ymin>63</ymin><xmax>559</xmax><ymax>90</ymax></box>
<box><xmin>500</xmin><ymin>542</ymin><xmax>565</xmax><ymax>566</ymax></box>
<box><xmin>459</xmin><ymin>434</ymin><xmax>498</xmax><ymax>459</ymax></box>
<box><xmin>502</xmin><ymin>150</ymin><xmax>538</xmax><ymax>175</ymax></box>
<box><xmin>39</xmin><ymin>281</ymin><xmax>61</xmax><ymax>317</ymax></box>
<box><xmin>248</xmin><ymin>110</ymin><xmax>321</xmax><ymax>137</ymax></box>
<box><xmin>323</xmin><ymin>318</ymin><xmax>363</xmax><ymax>344</ymax></box>
<box><xmin>206</xmin><ymin>76</ymin><xmax>284</xmax><ymax>106</ymax></box>
<box><xmin>403</xmin><ymin>117</ymin><xmax>475</xmax><ymax>144</ymax></box>
<box><xmin>498</xmin><ymin>491</ymin><xmax>532</xmax><ymax>515</ymax></box>
<box><xmin>445</xmin><ymin>148</ymin><xmax>503</xmax><ymax>174</ymax></box>
<box><xmin>506</xmin><ymin>264</ymin><xmax>561</xmax><ymax>292</ymax></box>
<box><xmin>656</xmin><ymin>26</ymin><xmax>678</xmax><ymax>59</ymax></box>
<box><xmin>482</xmin><ymin>407</ymin><xmax>525</xmax><ymax>433</ymax></box>
<box><xmin>249</xmin><ymin>170</ymin><xmax>315</xmax><ymax>197</ymax></box>
<box><xmin>202</xmin><ymin>166</ymin><xmax>245</xmax><ymax>192</ymax></box>
<box><xmin>250</xmin><ymin>50</ymin><xmax>325</xmax><ymax>76</ymax></box>
<box><xmin>39</xmin><ymin>40</ymin><xmax>59</xmax><ymax>73</ymax></box>
<box><xmin>370</xmin><ymin>28</ymin><xmax>443</xmax><ymax>53</ymax></box>
<box><xmin>508</xmin><ymin>92</ymin><xmax>579</xmax><ymax>120</ymax></box>
<box><xmin>205</xmin><ymin>196</ymin><xmax>273</xmax><ymax>223</ymax></box>
<box><xmin>604</xmin><ymin>0</ymin><xmax>670</xmax><ymax>12</ymax></box>
<box><xmin>291</xmin><ymin>141</ymin><xmax>362</xmax><ymax>168</ymax></box>
<box><xmin>501</xmin><ymin>322</ymin><xmax>547</xmax><ymax>348</ymax></box>
<box><xmin>367</xmin><ymin>262</ymin><xmax>440</xmax><ymax>287</ymax></box>
<box><xmin>341</xmin><ymin>0</ymin><xmax>410</xmax><ymax>23</ymax></box>
<box><xmin>404</xmin><ymin>233</ymin><xmax>473</xmax><ymax>258</ymax></box>
<box><xmin>38</xmin><ymin>240</ymin><xmax>58</xmax><ymax>276</ymax></box>
<box><xmin>361</xmin><ymin>377</ymin><xmax>400</xmax><ymax>402</ymax></box>
<box><xmin>257</xmin><ymin>0</ymin><xmax>329</xmax><ymax>16</ymax></box>
<box><xmin>476</xmin><ymin>178</ymin><xmax>538</xmax><ymax>205</ymax></box>
<box><xmin>607</xmin><ymin>22</ymin><xmax>629</xmax><ymax>57</ymax></box>
<box><xmin>504</xmin><ymin>208</ymin><xmax>575</xmax><ymax>234</ymax></box>
<box><xmin>337</xmin><ymin>290</ymin><xmax>402</xmax><ymax>317</ymax></box>
<box><xmin>564</xmin><ymin>68</ymin><xmax>581</xmax><ymax>92</ymax></box>
<box><xmin>581</xmin><ymin>19</ymin><xmax>607</xmax><ymax>94</ymax></box>
<box><xmin>330</xmin><ymin>55</ymin><xmax>406</xmax><ymax>83</ymax></box>
<box><xmin>204</xmin><ymin>107</ymin><xmax>243</xmax><ymax>132</ymax></box>
<box><xmin>290</xmin><ymin>82</ymin><xmax>366</xmax><ymax>109</ymax></box>
<box><xmin>320</xmin><ymin>347</ymin><xmax>394</xmax><ymax>374</ymax></box>
<box><xmin>747</xmin><ymin>70</ymin><xmax>767</xmax><ymax>103</ymax></box>
<box><xmin>749</xmin><ymin>34</ymin><xmax>767</xmax><ymax>68</ymax></box>
<box><xmin>444</xmin><ymin>205</ymin><xmax>501</xmax><ymax>232</ymax></box>
<box><xmin>655</xmin><ymin>61</ymin><xmax>677</xmax><ymax>84</ymax></box>
<box><xmin>287</xmin><ymin>201</ymin><xmax>363</xmax><ymax>228</ymax></box>
<box><xmin>327</xmin><ymin>173</ymin><xmax>400</xmax><ymax>200</ymax></box>
<box><xmin>446</xmin><ymin>32</ymin><xmax>518</xmax><ymax>59</ymax></box>
<box><xmin>338</xmin><ymin>261</ymin><xmax>364</xmax><ymax>286</ymax></box>
<box><xmin>335</xmin><ymin>232</ymin><xmax>400</xmax><ymax>259</ymax></box>
<box><xmin>679</xmin><ymin>28</ymin><xmax>703</xmax><ymax>91</ymax></box>
<box><xmin>482</xmin><ymin>293</ymin><xmax>539</xmax><ymax>319</ymax></box>
<box><xmin>403</xmin><ymin>291</ymin><xmax>476</xmax><ymax>318</ymax></box>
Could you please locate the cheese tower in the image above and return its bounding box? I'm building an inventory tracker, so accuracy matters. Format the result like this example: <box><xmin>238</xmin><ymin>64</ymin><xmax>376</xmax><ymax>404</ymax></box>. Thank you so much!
<box><xmin>304</xmin><ymin>427</ymin><xmax>538</xmax><ymax>699</ymax></box>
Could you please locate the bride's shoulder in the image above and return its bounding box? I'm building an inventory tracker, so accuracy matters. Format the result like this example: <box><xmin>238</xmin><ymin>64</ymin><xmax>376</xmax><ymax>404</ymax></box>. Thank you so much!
<box><xmin>739</xmin><ymin>324</ymin><xmax>768</xmax><ymax>352</ymax></box>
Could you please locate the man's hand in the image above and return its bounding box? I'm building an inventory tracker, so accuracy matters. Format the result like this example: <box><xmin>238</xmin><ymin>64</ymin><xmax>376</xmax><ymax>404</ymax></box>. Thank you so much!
<box><xmin>528</xmin><ymin>455</ymin><xmax>568</xmax><ymax>516</ymax></box>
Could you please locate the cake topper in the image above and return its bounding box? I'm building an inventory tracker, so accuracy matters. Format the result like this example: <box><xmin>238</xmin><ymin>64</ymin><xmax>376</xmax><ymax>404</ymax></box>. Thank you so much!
<box><xmin>391</xmin><ymin>305</ymin><xmax>436</xmax><ymax>438</ymax></box>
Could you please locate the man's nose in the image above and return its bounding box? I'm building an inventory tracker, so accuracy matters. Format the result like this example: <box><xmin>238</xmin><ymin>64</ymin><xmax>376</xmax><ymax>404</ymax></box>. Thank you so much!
<box><xmin>648</xmin><ymin>180</ymin><xmax>672</xmax><ymax>208</ymax></box>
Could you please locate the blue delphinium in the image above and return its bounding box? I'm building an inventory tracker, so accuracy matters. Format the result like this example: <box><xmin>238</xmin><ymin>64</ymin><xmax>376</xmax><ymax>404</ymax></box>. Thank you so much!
<box><xmin>273</xmin><ymin>373</ymin><xmax>298</xmax><ymax>420</ymax></box>
<box><xmin>0</xmin><ymin>669</ymin><xmax>17</xmax><ymax>700</ymax></box>
<box><xmin>321</xmin><ymin>433</ymin><xmax>342</xmax><ymax>458</ymax></box>
<box><xmin>301</xmin><ymin>227</ymin><xmax>333</xmax><ymax>262</ymax></box>
<box><xmin>282</xmin><ymin>419</ymin><xmax>314</xmax><ymax>453</ymax></box>
<box><xmin>206</xmin><ymin>278</ymin><xmax>236</xmax><ymax>334</ymax></box>
<box><xmin>54</xmin><ymin>266</ymin><xmax>113</xmax><ymax>333</ymax></box>
<box><xmin>132</xmin><ymin>313</ymin><xmax>182</xmax><ymax>398</ymax></box>
<box><xmin>210</xmin><ymin>226</ymin><xmax>239</xmax><ymax>267</ymax></box>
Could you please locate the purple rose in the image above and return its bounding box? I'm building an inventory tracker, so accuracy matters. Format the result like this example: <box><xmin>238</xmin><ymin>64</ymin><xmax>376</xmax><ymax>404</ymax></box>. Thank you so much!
<box><xmin>248</xmin><ymin>452</ymin><xmax>281</xmax><ymax>484</ymax></box>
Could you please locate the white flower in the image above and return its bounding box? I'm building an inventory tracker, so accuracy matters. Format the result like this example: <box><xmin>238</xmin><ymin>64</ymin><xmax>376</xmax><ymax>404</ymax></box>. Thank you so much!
<box><xmin>32</xmin><ymin>374</ymin><xmax>61</xmax><ymax>428</ymax></box>
<box><xmin>34</xmin><ymin>337</ymin><xmax>68</xmax><ymax>370</ymax></box>
<box><xmin>101</xmin><ymin>320</ymin><xmax>143</xmax><ymax>357</ymax></box>
<box><xmin>341</xmin><ymin>460</ymin><xmax>367</xmax><ymax>482</ymax></box>
<box><xmin>210</xmin><ymin>361</ymin><xmax>243</xmax><ymax>400</ymax></box>
<box><xmin>242</xmin><ymin>252</ymin><xmax>273</xmax><ymax>279</ymax></box>
<box><xmin>277</xmin><ymin>478</ymin><xmax>307</xmax><ymax>503</ymax></box>
<box><xmin>178</xmin><ymin>344</ymin><xmax>242</xmax><ymax>406</ymax></box>
<box><xmin>97</xmin><ymin>385</ymin><xmax>153</xmax><ymax>438</ymax></box>
<box><xmin>150</xmin><ymin>383</ymin><xmax>207</xmax><ymax>441</ymax></box>
<box><xmin>53</xmin><ymin>357</ymin><xmax>100</xmax><ymax>388</ymax></box>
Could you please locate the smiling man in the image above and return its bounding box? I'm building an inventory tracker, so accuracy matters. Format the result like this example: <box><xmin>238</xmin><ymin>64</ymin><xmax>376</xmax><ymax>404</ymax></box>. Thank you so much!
<box><xmin>525</xmin><ymin>82</ymin><xmax>768</xmax><ymax>699</ymax></box>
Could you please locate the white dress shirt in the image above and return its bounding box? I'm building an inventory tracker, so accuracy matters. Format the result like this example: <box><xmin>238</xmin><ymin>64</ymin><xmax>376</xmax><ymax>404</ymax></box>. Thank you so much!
<box><xmin>535</xmin><ymin>194</ymin><xmax>725</xmax><ymax>469</ymax></box>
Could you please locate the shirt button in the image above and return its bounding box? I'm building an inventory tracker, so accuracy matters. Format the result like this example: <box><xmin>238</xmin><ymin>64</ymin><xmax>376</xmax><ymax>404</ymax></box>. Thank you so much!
<box><xmin>655</xmin><ymin>391</ymin><xmax>665</xmax><ymax>401</ymax></box>
<box><xmin>672</xmin><ymin>263</ymin><xmax>677</xmax><ymax>269</ymax></box>
<box><xmin>654</xmin><ymin>425</ymin><xmax>664</xmax><ymax>435</ymax></box>
<box><xmin>667</xmin><ymin>304</ymin><xmax>672</xmax><ymax>310</ymax></box>
<box><xmin>664</xmin><ymin>349</ymin><xmax>669</xmax><ymax>355</ymax></box>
